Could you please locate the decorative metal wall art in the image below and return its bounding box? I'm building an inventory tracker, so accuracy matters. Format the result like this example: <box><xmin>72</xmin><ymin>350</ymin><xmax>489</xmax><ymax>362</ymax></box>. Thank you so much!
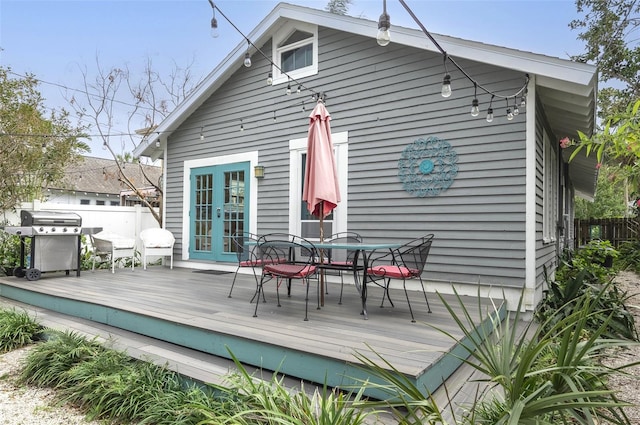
<box><xmin>398</xmin><ymin>136</ymin><xmax>458</xmax><ymax>197</ymax></box>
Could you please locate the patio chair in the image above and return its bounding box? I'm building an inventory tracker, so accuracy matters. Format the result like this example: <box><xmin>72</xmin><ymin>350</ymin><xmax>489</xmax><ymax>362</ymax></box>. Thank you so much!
<box><xmin>253</xmin><ymin>235</ymin><xmax>319</xmax><ymax>321</ymax></box>
<box><xmin>139</xmin><ymin>228</ymin><xmax>175</xmax><ymax>270</ymax></box>
<box><xmin>323</xmin><ymin>232</ymin><xmax>363</xmax><ymax>304</ymax></box>
<box><xmin>90</xmin><ymin>231</ymin><xmax>136</xmax><ymax>273</ymax></box>
<box><xmin>366</xmin><ymin>234</ymin><xmax>434</xmax><ymax>322</ymax></box>
<box><xmin>228</xmin><ymin>232</ymin><xmax>264</xmax><ymax>301</ymax></box>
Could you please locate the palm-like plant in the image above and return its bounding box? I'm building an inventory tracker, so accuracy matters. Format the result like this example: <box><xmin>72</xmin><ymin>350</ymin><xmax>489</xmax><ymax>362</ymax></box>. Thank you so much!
<box><xmin>353</xmin><ymin>289</ymin><xmax>639</xmax><ymax>425</ymax></box>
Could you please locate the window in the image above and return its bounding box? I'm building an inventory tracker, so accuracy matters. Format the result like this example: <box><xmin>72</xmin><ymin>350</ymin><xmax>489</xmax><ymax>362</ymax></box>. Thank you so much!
<box><xmin>96</xmin><ymin>200</ymin><xmax>105</xmax><ymax>206</ymax></box>
<box><xmin>543</xmin><ymin>133</ymin><xmax>558</xmax><ymax>242</ymax></box>
<box><xmin>80</xmin><ymin>199</ymin><xmax>90</xmax><ymax>205</ymax></box>
<box><xmin>110</xmin><ymin>201</ymin><xmax>119</xmax><ymax>206</ymax></box>
<box><xmin>272</xmin><ymin>23</ymin><xmax>318</xmax><ymax>85</ymax></box>
<box><xmin>289</xmin><ymin>132</ymin><xmax>348</xmax><ymax>240</ymax></box>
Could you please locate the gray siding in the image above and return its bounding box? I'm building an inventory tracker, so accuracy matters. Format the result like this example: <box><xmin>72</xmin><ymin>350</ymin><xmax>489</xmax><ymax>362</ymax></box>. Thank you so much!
<box><xmin>165</xmin><ymin>27</ymin><xmax>530</xmax><ymax>289</ymax></box>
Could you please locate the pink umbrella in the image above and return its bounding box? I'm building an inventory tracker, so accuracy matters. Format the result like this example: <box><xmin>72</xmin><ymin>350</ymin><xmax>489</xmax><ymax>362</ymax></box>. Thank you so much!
<box><xmin>303</xmin><ymin>100</ymin><xmax>341</xmax><ymax>241</ymax></box>
<box><xmin>303</xmin><ymin>100</ymin><xmax>341</xmax><ymax>306</ymax></box>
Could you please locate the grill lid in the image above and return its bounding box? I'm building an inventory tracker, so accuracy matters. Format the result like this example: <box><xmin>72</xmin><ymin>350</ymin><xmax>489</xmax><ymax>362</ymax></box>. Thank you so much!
<box><xmin>20</xmin><ymin>210</ymin><xmax>82</xmax><ymax>227</ymax></box>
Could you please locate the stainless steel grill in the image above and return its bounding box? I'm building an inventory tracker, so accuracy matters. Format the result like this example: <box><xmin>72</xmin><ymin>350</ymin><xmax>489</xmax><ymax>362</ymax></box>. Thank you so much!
<box><xmin>2</xmin><ymin>211</ymin><xmax>85</xmax><ymax>281</ymax></box>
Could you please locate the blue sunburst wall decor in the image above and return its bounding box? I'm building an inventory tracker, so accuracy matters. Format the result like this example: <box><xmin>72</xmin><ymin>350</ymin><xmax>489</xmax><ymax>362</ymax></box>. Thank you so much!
<box><xmin>398</xmin><ymin>136</ymin><xmax>458</xmax><ymax>197</ymax></box>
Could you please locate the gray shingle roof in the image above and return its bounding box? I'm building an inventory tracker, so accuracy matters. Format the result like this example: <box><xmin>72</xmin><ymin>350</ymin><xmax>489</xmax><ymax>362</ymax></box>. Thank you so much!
<box><xmin>50</xmin><ymin>156</ymin><xmax>162</xmax><ymax>195</ymax></box>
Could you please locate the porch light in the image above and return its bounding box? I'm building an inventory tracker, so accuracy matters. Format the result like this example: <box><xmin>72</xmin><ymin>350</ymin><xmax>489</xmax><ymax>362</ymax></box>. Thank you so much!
<box><xmin>254</xmin><ymin>165</ymin><xmax>265</xmax><ymax>179</ymax></box>
<box><xmin>155</xmin><ymin>140</ymin><xmax>160</xmax><ymax>148</ymax></box>
<box><xmin>376</xmin><ymin>0</ymin><xmax>391</xmax><ymax>46</ymax></box>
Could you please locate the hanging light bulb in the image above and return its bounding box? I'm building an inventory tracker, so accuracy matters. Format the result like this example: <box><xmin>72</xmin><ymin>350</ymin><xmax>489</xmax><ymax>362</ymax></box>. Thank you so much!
<box><xmin>513</xmin><ymin>99</ymin><xmax>520</xmax><ymax>116</ymax></box>
<box><xmin>302</xmin><ymin>102</ymin><xmax>306</xmax><ymax>112</ymax></box>
<box><xmin>102</xmin><ymin>141</ymin><xmax>107</xmax><ymax>150</ymax></box>
<box><xmin>210</xmin><ymin>16</ymin><xmax>219</xmax><ymax>38</ymax></box>
<box><xmin>286</xmin><ymin>82</ymin><xmax>291</xmax><ymax>95</ymax></box>
<box><xmin>200</xmin><ymin>127</ymin><xmax>204</xmax><ymax>140</ymax></box>
<box><xmin>470</xmin><ymin>83</ymin><xmax>479</xmax><ymax>116</ymax></box>
<box><xmin>273</xmin><ymin>110</ymin><xmax>277</xmax><ymax>121</ymax></box>
<box><xmin>243</xmin><ymin>40</ymin><xmax>251</xmax><ymax>67</ymax></box>
<box><xmin>520</xmin><ymin>94</ymin><xmax>527</xmax><ymax>109</ymax></box>
<box><xmin>505</xmin><ymin>98</ymin><xmax>513</xmax><ymax>120</ymax></box>
<box><xmin>155</xmin><ymin>140</ymin><xmax>160</xmax><ymax>148</ymax></box>
<box><xmin>266</xmin><ymin>72</ymin><xmax>273</xmax><ymax>85</ymax></box>
<box><xmin>297</xmin><ymin>85</ymin><xmax>301</xmax><ymax>94</ymax></box>
<box><xmin>486</xmin><ymin>95</ymin><xmax>495</xmax><ymax>123</ymax></box>
<box><xmin>470</xmin><ymin>98</ymin><xmax>480</xmax><ymax>117</ymax></box>
<box><xmin>376</xmin><ymin>0</ymin><xmax>391</xmax><ymax>46</ymax></box>
<box><xmin>240</xmin><ymin>119</ymin><xmax>244</xmax><ymax>132</ymax></box>
<box><xmin>441</xmin><ymin>74</ymin><xmax>452</xmax><ymax>97</ymax></box>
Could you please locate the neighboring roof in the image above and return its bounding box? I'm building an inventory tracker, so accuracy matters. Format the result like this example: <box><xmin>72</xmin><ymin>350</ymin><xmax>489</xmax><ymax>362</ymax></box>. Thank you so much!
<box><xmin>50</xmin><ymin>156</ymin><xmax>162</xmax><ymax>195</ymax></box>
<box><xmin>134</xmin><ymin>2</ymin><xmax>598</xmax><ymax>196</ymax></box>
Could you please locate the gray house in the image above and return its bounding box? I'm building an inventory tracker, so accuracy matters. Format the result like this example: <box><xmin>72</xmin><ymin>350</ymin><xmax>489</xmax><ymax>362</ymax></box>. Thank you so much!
<box><xmin>134</xmin><ymin>2</ymin><xmax>597</xmax><ymax>313</ymax></box>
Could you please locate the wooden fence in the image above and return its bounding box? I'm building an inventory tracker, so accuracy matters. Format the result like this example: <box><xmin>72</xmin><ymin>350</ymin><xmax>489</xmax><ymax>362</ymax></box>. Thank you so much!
<box><xmin>574</xmin><ymin>218</ymin><xmax>640</xmax><ymax>248</ymax></box>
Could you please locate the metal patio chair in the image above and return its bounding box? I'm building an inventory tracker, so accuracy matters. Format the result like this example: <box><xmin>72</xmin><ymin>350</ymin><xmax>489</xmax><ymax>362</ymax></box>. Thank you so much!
<box><xmin>322</xmin><ymin>231</ymin><xmax>363</xmax><ymax>304</ymax></box>
<box><xmin>253</xmin><ymin>235</ymin><xmax>319</xmax><ymax>321</ymax></box>
<box><xmin>228</xmin><ymin>232</ymin><xmax>264</xmax><ymax>301</ymax></box>
<box><xmin>366</xmin><ymin>234</ymin><xmax>434</xmax><ymax>322</ymax></box>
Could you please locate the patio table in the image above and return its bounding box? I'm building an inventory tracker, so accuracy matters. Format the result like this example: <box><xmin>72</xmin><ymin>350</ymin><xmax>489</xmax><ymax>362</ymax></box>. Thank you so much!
<box><xmin>310</xmin><ymin>241</ymin><xmax>403</xmax><ymax>319</ymax></box>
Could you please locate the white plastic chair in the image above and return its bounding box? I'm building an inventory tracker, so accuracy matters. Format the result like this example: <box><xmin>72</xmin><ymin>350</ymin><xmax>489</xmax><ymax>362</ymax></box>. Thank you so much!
<box><xmin>90</xmin><ymin>231</ymin><xmax>136</xmax><ymax>273</ymax></box>
<box><xmin>139</xmin><ymin>228</ymin><xmax>175</xmax><ymax>270</ymax></box>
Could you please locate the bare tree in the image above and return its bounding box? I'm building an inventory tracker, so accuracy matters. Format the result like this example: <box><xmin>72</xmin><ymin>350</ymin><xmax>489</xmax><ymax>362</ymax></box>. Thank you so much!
<box><xmin>67</xmin><ymin>57</ymin><xmax>200</xmax><ymax>226</ymax></box>
<box><xmin>325</xmin><ymin>0</ymin><xmax>352</xmax><ymax>15</ymax></box>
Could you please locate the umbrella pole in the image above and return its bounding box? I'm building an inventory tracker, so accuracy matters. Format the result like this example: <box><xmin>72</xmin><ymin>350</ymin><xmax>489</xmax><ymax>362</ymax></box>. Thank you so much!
<box><xmin>319</xmin><ymin>202</ymin><xmax>325</xmax><ymax>306</ymax></box>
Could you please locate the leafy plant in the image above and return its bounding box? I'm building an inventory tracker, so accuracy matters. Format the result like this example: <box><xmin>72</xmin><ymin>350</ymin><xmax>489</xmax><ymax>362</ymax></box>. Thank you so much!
<box><xmin>0</xmin><ymin>307</ymin><xmax>42</xmax><ymax>352</ymax></box>
<box><xmin>0</xmin><ymin>223</ymin><xmax>27</xmax><ymax>275</ymax></box>
<box><xmin>353</xmin><ymin>289</ymin><xmax>639</xmax><ymax>425</ymax></box>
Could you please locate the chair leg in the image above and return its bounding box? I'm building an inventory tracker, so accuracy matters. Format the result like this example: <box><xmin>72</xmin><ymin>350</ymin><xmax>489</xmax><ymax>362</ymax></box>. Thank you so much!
<box><xmin>403</xmin><ymin>281</ymin><xmax>416</xmax><ymax>323</ymax></box>
<box><xmin>228</xmin><ymin>266</ymin><xmax>241</xmax><ymax>298</ymax></box>
<box><xmin>338</xmin><ymin>272</ymin><xmax>344</xmax><ymax>305</ymax></box>
<box><xmin>380</xmin><ymin>278</ymin><xmax>395</xmax><ymax>308</ymax></box>
<box><xmin>419</xmin><ymin>277</ymin><xmax>432</xmax><ymax>313</ymax></box>
<box><xmin>304</xmin><ymin>277</ymin><xmax>311</xmax><ymax>321</ymax></box>
<box><xmin>253</xmin><ymin>274</ymin><xmax>268</xmax><ymax>317</ymax></box>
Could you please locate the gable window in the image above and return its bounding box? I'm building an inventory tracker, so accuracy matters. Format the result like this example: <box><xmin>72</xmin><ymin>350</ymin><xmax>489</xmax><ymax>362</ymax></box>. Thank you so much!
<box><xmin>272</xmin><ymin>23</ymin><xmax>318</xmax><ymax>85</ymax></box>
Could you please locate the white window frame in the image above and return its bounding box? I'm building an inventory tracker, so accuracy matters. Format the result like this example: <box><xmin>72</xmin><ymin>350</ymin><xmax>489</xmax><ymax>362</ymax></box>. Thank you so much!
<box><xmin>543</xmin><ymin>132</ymin><xmax>558</xmax><ymax>243</ymax></box>
<box><xmin>288</xmin><ymin>131</ymin><xmax>348</xmax><ymax>239</ymax></box>
<box><xmin>271</xmin><ymin>22</ymin><xmax>318</xmax><ymax>86</ymax></box>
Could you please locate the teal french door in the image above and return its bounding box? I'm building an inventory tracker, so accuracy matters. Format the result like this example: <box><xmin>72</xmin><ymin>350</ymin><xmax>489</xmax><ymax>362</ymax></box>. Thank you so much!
<box><xmin>190</xmin><ymin>162</ymin><xmax>250</xmax><ymax>262</ymax></box>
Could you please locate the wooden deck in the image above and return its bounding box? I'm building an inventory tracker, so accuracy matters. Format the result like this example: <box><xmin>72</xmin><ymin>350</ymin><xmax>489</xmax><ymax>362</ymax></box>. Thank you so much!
<box><xmin>0</xmin><ymin>266</ymin><xmax>504</xmax><ymax>400</ymax></box>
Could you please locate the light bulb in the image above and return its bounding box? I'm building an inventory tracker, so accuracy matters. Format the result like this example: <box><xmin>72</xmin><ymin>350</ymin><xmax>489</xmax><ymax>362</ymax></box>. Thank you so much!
<box><xmin>244</xmin><ymin>52</ymin><xmax>251</xmax><ymax>67</ymax></box>
<box><xmin>297</xmin><ymin>85</ymin><xmax>301</xmax><ymax>94</ymax></box>
<box><xmin>520</xmin><ymin>96</ymin><xmax>526</xmax><ymax>108</ymax></box>
<box><xmin>210</xmin><ymin>17</ymin><xmax>219</xmax><ymax>38</ymax></box>
<box><xmin>155</xmin><ymin>140</ymin><xmax>160</xmax><ymax>148</ymax></box>
<box><xmin>266</xmin><ymin>72</ymin><xmax>273</xmax><ymax>85</ymax></box>
<box><xmin>441</xmin><ymin>74</ymin><xmax>452</xmax><ymax>98</ymax></box>
<box><xmin>376</xmin><ymin>10</ymin><xmax>391</xmax><ymax>47</ymax></box>
<box><xmin>513</xmin><ymin>105</ymin><xmax>519</xmax><ymax>116</ymax></box>
<box><xmin>470</xmin><ymin>98</ymin><xmax>480</xmax><ymax>117</ymax></box>
<box><xmin>102</xmin><ymin>142</ymin><xmax>107</xmax><ymax>150</ymax></box>
<box><xmin>506</xmin><ymin>108</ymin><xmax>514</xmax><ymax>120</ymax></box>
<box><xmin>486</xmin><ymin>108</ymin><xmax>494</xmax><ymax>123</ymax></box>
<box><xmin>286</xmin><ymin>83</ymin><xmax>291</xmax><ymax>95</ymax></box>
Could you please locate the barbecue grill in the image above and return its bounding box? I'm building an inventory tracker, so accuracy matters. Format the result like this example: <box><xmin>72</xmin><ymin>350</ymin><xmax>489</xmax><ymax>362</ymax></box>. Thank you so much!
<box><xmin>1</xmin><ymin>211</ymin><xmax>100</xmax><ymax>281</ymax></box>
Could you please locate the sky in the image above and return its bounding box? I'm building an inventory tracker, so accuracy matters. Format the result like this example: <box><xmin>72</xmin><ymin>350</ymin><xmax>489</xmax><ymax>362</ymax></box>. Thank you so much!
<box><xmin>0</xmin><ymin>0</ymin><xmax>586</xmax><ymax>157</ymax></box>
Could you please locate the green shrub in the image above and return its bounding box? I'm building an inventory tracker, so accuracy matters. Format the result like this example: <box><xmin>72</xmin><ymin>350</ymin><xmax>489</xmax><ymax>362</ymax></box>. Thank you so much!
<box><xmin>617</xmin><ymin>240</ymin><xmax>640</xmax><ymax>274</ymax></box>
<box><xmin>0</xmin><ymin>308</ymin><xmax>42</xmax><ymax>352</ymax></box>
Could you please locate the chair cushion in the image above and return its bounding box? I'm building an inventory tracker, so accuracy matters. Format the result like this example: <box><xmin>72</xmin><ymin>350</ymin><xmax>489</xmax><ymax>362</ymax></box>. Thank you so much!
<box><xmin>93</xmin><ymin>231</ymin><xmax>136</xmax><ymax>249</ymax></box>
<box><xmin>368</xmin><ymin>265</ymin><xmax>418</xmax><ymax>279</ymax></box>
<box><xmin>264</xmin><ymin>264</ymin><xmax>316</xmax><ymax>278</ymax></box>
<box><xmin>141</xmin><ymin>229</ymin><xmax>175</xmax><ymax>248</ymax></box>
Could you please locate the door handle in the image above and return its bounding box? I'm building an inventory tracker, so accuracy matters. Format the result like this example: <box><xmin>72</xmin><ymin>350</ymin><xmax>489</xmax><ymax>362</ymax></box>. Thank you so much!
<box><xmin>217</xmin><ymin>207</ymin><xmax>221</xmax><ymax>218</ymax></box>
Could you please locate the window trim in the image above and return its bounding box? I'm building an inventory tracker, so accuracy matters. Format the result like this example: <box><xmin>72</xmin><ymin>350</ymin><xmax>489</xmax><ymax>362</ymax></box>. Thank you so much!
<box><xmin>543</xmin><ymin>132</ymin><xmax>558</xmax><ymax>243</ymax></box>
<box><xmin>272</xmin><ymin>22</ymin><xmax>318</xmax><ymax>86</ymax></box>
<box><xmin>288</xmin><ymin>131</ymin><xmax>348</xmax><ymax>239</ymax></box>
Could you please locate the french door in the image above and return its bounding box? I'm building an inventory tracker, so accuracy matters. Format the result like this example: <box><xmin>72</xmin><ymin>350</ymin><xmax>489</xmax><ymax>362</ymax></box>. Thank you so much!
<box><xmin>189</xmin><ymin>162</ymin><xmax>250</xmax><ymax>262</ymax></box>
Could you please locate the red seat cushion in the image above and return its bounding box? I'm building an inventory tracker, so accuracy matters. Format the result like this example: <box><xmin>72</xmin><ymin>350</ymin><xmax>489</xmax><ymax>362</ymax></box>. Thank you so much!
<box><xmin>264</xmin><ymin>264</ymin><xmax>316</xmax><ymax>278</ymax></box>
<box><xmin>368</xmin><ymin>265</ymin><xmax>418</xmax><ymax>279</ymax></box>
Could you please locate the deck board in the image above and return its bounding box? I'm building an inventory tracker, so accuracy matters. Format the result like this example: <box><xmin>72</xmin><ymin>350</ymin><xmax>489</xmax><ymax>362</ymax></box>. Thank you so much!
<box><xmin>0</xmin><ymin>266</ymin><xmax>503</xmax><ymax>399</ymax></box>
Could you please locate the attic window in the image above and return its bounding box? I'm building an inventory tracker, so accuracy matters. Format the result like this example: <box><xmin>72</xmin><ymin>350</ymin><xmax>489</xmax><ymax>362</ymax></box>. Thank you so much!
<box><xmin>272</xmin><ymin>23</ymin><xmax>318</xmax><ymax>85</ymax></box>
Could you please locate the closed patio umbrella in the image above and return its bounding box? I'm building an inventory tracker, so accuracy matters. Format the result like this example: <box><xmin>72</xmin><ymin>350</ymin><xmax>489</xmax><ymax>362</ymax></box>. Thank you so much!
<box><xmin>303</xmin><ymin>100</ymin><xmax>341</xmax><ymax>305</ymax></box>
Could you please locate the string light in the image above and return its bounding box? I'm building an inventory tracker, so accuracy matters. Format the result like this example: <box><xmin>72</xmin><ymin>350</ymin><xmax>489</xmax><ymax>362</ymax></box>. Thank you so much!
<box><xmin>286</xmin><ymin>82</ymin><xmax>291</xmax><ymax>95</ymax></box>
<box><xmin>266</xmin><ymin>72</ymin><xmax>273</xmax><ymax>85</ymax></box>
<box><xmin>513</xmin><ymin>97</ymin><xmax>519</xmax><ymax>116</ymax></box>
<box><xmin>297</xmin><ymin>85</ymin><xmax>301</xmax><ymax>94</ymax></box>
<box><xmin>441</xmin><ymin>55</ymin><xmax>452</xmax><ymax>98</ymax></box>
<box><xmin>470</xmin><ymin>83</ymin><xmax>479</xmax><ymax>117</ymax></box>
<box><xmin>240</xmin><ymin>119</ymin><xmax>244</xmax><ymax>132</ymax></box>
<box><xmin>200</xmin><ymin>127</ymin><xmax>204</xmax><ymax>140</ymax></box>
<box><xmin>486</xmin><ymin>95</ymin><xmax>495</xmax><ymax>123</ymax></box>
<box><xmin>243</xmin><ymin>40</ymin><xmax>252</xmax><ymax>67</ymax></box>
<box><xmin>208</xmin><ymin>0</ymin><xmax>219</xmax><ymax>38</ymax></box>
<box><xmin>273</xmin><ymin>110</ymin><xmax>277</xmax><ymax>121</ymax></box>
<box><xmin>506</xmin><ymin>98</ymin><xmax>514</xmax><ymax>121</ymax></box>
<box><xmin>376</xmin><ymin>0</ymin><xmax>391</xmax><ymax>46</ymax></box>
<box><xmin>155</xmin><ymin>140</ymin><xmax>160</xmax><ymax>148</ymax></box>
